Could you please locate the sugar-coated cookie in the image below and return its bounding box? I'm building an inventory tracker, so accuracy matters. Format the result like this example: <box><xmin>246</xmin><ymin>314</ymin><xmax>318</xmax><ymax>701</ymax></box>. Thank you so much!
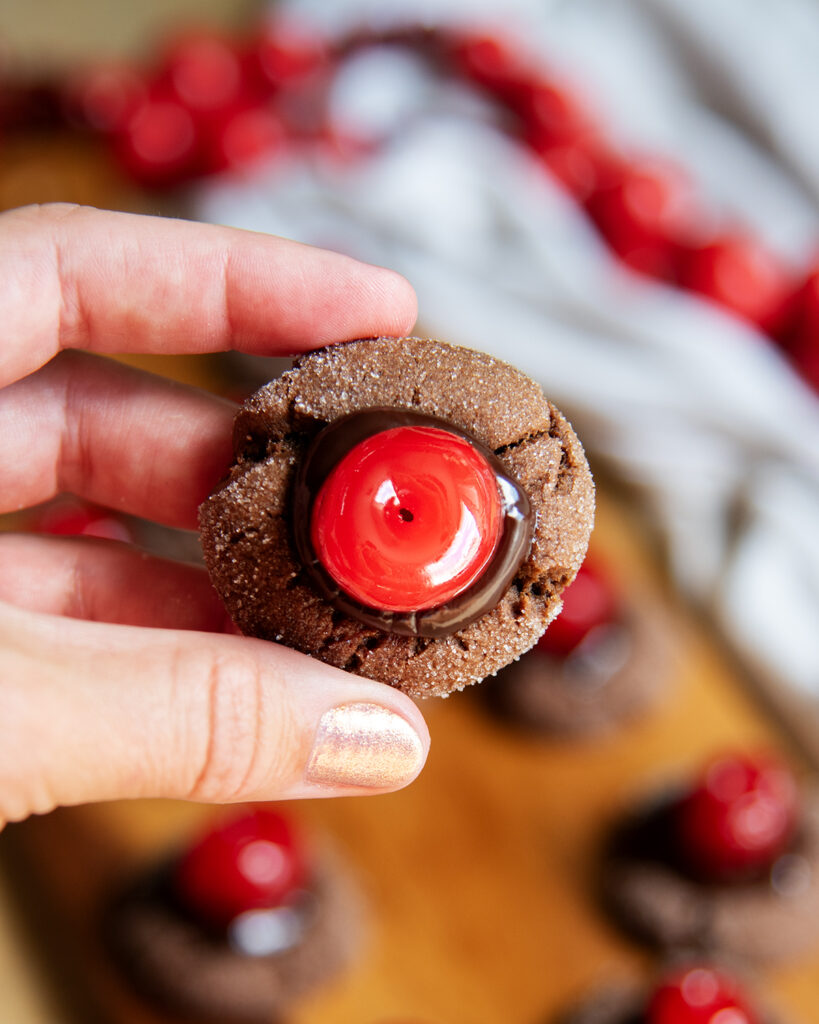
<box><xmin>106</xmin><ymin>808</ymin><xmax>363</xmax><ymax>1024</ymax></box>
<box><xmin>603</xmin><ymin>753</ymin><xmax>819</xmax><ymax>965</ymax></box>
<box><xmin>200</xmin><ymin>337</ymin><xmax>594</xmax><ymax>697</ymax></box>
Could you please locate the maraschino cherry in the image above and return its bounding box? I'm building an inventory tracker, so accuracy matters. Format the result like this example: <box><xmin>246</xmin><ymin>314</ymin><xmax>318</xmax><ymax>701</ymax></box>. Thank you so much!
<box><xmin>675</xmin><ymin>753</ymin><xmax>799</xmax><ymax>882</ymax></box>
<box><xmin>646</xmin><ymin>965</ymin><xmax>757</xmax><ymax>1024</ymax></box>
<box><xmin>536</xmin><ymin>558</ymin><xmax>619</xmax><ymax>657</ymax></box>
<box><xmin>172</xmin><ymin>807</ymin><xmax>308</xmax><ymax>931</ymax></box>
<box><xmin>310</xmin><ymin>425</ymin><xmax>503</xmax><ymax>613</ymax></box>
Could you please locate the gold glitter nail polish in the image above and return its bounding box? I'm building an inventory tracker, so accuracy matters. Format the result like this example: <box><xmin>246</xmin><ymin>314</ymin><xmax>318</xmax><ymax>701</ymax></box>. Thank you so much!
<box><xmin>305</xmin><ymin>702</ymin><xmax>425</xmax><ymax>790</ymax></box>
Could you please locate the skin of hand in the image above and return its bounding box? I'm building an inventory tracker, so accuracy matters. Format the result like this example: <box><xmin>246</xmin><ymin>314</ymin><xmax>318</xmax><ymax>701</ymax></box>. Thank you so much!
<box><xmin>0</xmin><ymin>203</ymin><xmax>429</xmax><ymax>829</ymax></box>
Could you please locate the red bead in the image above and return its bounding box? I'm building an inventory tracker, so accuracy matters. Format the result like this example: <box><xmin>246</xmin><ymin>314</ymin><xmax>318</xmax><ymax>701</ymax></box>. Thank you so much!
<box><xmin>310</xmin><ymin>426</ymin><xmax>503</xmax><ymax>613</ymax></box>
<box><xmin>253</xmin><ymin>19</ymin><xmax>326</xmax><ymax>91</ymax></box>
<box><xmin>115</xmin><ymin>93</ymin><xmax>201</xmax><ymax>187</ymax></box>
<box><xmin>585</xmin><ymin>160</ymin><xmax>696</xmax><ymax>280</ymax></box>
<box><xmin>515</xmin><ymin>77</ymin><xmax>594</xmax><ymax>148</ymax></box>
<box><xmin>62</xmin><ymin>62</ymin><xmax>147</xmax><ymax>135</ymax></box>
<box><xmin>676</xmin><ymin>753</ymin><xmax>799</xmax><ymax>882</ymax></box>
<box><xmin>647</xmin><ymin>966</ymin><xmax>757</xmax><ymax>1024</ymax></box>
<box><xmin>536</xmin><ymin>558</ymin><xmax>619</xmax><ymax>657</ymax></box>
<box><xmin>446</xmin><ymin>31</ymin><xmax>532</xmax><ymax>99</ymax></box>
<box><xmin>161</xmin><ymin>31</ymin><xmax>247</xmax><ymax>116</ymax></box>
<box><xmin>781</xmin><ymin>267</ymin><xmax>819</xmax><ymax>392</ymax></box>
<box><xmin>203</xmin><ymin>101</ymin><xmax>285</xmax><ymax>175</ymax></box>
<box><xmin>533</xmin><ymin>136</ymin><xmax>619</xmax><ymax>203</ymax></box>
<box><xmin>790</xmin><ymin>333</ymin><xmax>819</xmax><ymax>392</ymax></box>
<box><xmin>677</xmin><ymin>235</ymin><xmax>793</xmax><ymax>334</ymax></box>
<box><xmin>173</xmin><ymin>807</ymin><xmax>307</xmax><ymax>930</ymax></box>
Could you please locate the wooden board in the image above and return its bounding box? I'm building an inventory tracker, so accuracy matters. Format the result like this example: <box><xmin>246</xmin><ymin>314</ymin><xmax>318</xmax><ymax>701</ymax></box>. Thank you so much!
<box><xmin>2</xmin><ymin>494</ymin><xmax>818</xmax><ymax>1024</ymax></box>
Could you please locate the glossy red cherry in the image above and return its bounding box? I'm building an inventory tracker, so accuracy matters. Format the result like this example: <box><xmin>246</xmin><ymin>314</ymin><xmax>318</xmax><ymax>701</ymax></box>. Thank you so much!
<box><xmin>647</xmin><ymin>966</ymin><xmax>757</xmax><ymax>1024</ymax></box>
<box><xmin>536</xmin><ymin>558</ymin><xmax>619</xmax><ymax>657</ymax></box>
<box><xmin>677</xmin><ymin>235</ymin><xmax>793</xmax><ymax>334</ymax></box>
<box><xmin>173</xmin><ymin>807</ymin><xmax>307</xmax><ymax>930</ymax></box>
<box><xmin>585</xmin><ymin>160</ymin><xmax>696</xmax><ymax>280</ymax></box>
<box><xmin>310</xmin><ymin>426</ymin><xmax>503</xmax><ymax>613</ymax></box>
<box><xmin>675</xmin><ymin>753</ymin><xmax>799</xmax><ymax>882</ymax></box>
<box><xmin>115</xmin><ymin>93</ymin><xmax>200</xmax><ymax>187</ymax></box>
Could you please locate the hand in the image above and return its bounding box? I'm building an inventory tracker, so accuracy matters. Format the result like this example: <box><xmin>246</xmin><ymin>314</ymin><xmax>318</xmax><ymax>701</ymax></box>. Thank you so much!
<box><xmin>0</xmin><ymin>203</ymin><xmax>428</xmax><ymax>828</ymax></box>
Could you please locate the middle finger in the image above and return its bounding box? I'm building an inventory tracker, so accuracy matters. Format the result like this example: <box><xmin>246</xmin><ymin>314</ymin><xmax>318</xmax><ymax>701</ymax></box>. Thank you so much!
<box><xmin>0</xmin><ymin>350</ymin><xmax>237</xmax><ymax>528</ymax></box>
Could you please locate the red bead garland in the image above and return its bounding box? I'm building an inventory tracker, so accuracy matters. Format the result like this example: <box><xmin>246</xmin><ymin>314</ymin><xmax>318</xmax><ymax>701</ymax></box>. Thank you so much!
<box><xmin>585</xmin><ymin>159</ymin><xmax>699</xmax><ymax>281</ymax></box>
<box><xmin>1</xmin><ymin>20</ymin><xmax>817</xmax><ymax>393</ymax></box>
<box><xmin>677</xmin><ymin>234</ymin><xmax>793</xmax><ymax>335</ymax></box>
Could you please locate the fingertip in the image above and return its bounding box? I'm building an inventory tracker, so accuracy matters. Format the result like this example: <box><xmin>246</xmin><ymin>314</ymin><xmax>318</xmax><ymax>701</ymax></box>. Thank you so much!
<box><xmin>370</xmin><ymin>265</ymin><xmax>419</xmax><ymax>338</ymax></box>
<box><xmin>252</xmin><ymin>643</ymin><xmax>429</xmax><ymax>800</ymax></box>
<box><xmin>301</xmin><ymin>698</ymin><xmax>428</xmax><ymax>796</ymax></box>
<box><xmin>327</xmin><ymin>257</ymin><xmax>417</xmax><ymax>344</ymax></box>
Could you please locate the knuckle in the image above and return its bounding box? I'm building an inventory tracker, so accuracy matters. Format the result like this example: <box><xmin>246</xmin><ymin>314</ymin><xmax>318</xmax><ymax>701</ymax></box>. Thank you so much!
<box><xmin>179</xmin><ymin>647</ymin><xmax>294</xmax><ymax>803</ymax></box>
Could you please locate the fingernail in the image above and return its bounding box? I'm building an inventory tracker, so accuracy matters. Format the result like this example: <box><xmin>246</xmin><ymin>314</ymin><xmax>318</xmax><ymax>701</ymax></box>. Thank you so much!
<box><xmin>305</xmin><ymin>702</ymin><xmax>425</xmax><ymax>790</ymax></box>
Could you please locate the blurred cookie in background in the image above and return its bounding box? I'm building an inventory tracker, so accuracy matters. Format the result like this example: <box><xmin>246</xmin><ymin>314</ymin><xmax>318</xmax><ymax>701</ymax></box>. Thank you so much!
<box><xmin>555</xmin><ymin>961</ymin><xmax>788</xmax><ymax>1024</ymax></box>
<box><xmin>484</xmin><ymin>552</ymin><xmax>674</xmax><ymax>735</ymax></box>
<box><xmin>602</xmin><ymin>751</ymin><xmax>819</xmax><ymax>966</ymax></box>
<box><xmin>105</xmin><ymin>805</ymin><xmax>365</xmax><ymax>1024</ymax></box>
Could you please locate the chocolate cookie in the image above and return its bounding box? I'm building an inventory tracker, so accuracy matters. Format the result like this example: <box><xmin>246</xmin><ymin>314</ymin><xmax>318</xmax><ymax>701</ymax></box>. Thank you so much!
<box><xmin>200</xmin><ymin>337</ymin><xmax>594</xmax><ymax>698</ymax></box>
<box><xmin>555</xmin><ymin>965</ymin><xmax>784</xmax><ymax>1024</ymax></box>
<box><xmin>603</xmin><ymin>778</ymin><xmax>819</xmax><ymax>965</ymax></box>
<box><xmin>107</xmin><ymin>850</ymin><xmax>362</xmax><ymax>1024</ymax></box>
<box><xmin>105</xmin><ymin>807</ymin><xmax>363</xmax><ymax>1024</ymax></box>
<box><xmin>484</xmin><ymin>583</ymin><xmax>672</xmax><ymax>735</ymax></box>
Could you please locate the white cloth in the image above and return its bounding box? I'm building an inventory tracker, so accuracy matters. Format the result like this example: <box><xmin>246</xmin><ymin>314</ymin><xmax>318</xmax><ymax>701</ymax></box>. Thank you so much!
<box><xmin>196</xmin><ymin>0</ymin><xmax>819</xmax><ymax>703</ymax></box>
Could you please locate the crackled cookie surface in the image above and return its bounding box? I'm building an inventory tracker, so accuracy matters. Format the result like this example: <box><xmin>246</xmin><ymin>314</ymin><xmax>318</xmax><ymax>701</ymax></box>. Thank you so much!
<box><xmin>200</xmin><ymin>336</ymin><xmax>594</xmax><ymax>697</ymax></box>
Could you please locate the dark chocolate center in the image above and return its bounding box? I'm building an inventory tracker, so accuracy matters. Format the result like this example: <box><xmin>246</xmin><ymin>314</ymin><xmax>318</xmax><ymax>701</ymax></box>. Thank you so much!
<box><xmin>291</xmin><ymin>407</ymin><xmax>535</xmax><ymax>638</ymax></box>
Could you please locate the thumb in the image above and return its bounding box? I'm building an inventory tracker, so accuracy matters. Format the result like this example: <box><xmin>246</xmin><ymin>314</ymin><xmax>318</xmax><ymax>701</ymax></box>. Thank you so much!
<box><xmin>0</xmin><ymin>604</ymin><xmax>429</xmax><ymax>826</ymax></box>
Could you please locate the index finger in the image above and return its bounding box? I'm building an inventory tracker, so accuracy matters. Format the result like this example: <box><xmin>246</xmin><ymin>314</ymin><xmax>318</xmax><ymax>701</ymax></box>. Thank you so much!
<box><xmin>0</xmin><ymin>203</ymin><xmax>418</xmax><ymax>388</ymax></box>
